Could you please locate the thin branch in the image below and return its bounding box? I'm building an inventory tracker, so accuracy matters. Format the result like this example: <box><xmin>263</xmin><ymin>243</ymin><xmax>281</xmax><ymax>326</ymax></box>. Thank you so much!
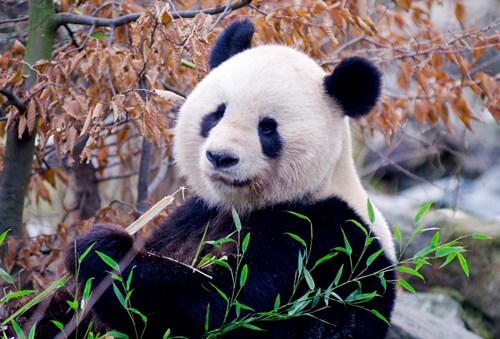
<box><xmin>54</xmin><ymin>0</ymin><xmax>252</xmax><ymax>28</ymax></box>
<box><xmin>62</xmin><ymin>24</ymin><xmax>80</xmax><ymax>48</ymax></box>
<box><xmin>210</xmin><ymin>0</ymin><xmax>233</xmax><ymax>31</ymax></box>
<box><xmin>0</xmin><ymin>88</ymin><xmax>27</xmax><ymax>112</ymax></box>
<box><xmin>0</xmin><ymin>16</ymin><xmax>29</xmax><ymax>25</ymax></box>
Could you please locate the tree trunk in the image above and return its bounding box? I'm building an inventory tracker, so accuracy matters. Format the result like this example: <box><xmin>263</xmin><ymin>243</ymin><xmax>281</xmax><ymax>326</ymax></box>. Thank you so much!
<box><xmin>0</xmin><ymin>0</ymin><xmax>55</xmax><ymax>235</ymax></box>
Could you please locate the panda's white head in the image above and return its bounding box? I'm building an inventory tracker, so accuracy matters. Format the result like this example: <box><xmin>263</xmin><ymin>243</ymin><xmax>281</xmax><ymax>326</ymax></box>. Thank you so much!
<box><xmin>173</xmin><ymin>20</ymin><xmax>382</xmax><ymax>216</ymax></box>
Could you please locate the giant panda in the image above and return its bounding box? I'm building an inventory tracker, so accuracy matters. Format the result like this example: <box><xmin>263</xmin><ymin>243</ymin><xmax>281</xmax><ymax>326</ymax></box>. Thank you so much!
<box><xmin>65</xmin><ymin>20</ymin><xmax>396</xmax><ymax>338</ymax></box>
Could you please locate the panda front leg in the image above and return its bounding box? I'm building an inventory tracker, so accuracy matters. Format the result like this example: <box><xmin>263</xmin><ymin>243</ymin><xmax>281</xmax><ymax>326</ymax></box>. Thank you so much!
<box><xmin>65</xmin><ymin>223</ymin><xmax>231</xmax><ymax>338</ymax></box>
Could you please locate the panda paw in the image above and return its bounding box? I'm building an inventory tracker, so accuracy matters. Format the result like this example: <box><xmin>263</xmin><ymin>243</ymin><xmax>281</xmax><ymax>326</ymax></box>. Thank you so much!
<box><xmin>65</xmin><ymin>223</ymin><xmax>134</xmax><ymax>281</ymax></box>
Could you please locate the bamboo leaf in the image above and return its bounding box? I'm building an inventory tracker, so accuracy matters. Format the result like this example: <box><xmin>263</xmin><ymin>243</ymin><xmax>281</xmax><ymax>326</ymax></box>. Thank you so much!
<box><xmin>231</xmin><ymin>206</ymin><xmax>242</xmax><ymax>232</ymax></box>
<box><xmin>105</xmin><ymin>331</ymin><xmax>129</xmax><ymax>339</ymax></box>
<box><xmin>304</xmin><ymin>268</ymin><xmax>315</xmax><ymax>290</ymax></box>
<box><xmin>370</xmin><ymin>309</ymin><xmax>390</xmax><ymax>325</ymax></box>
<box><xmin>366</xmin><ymin>249</ymin><xmax>384</xmax><ymax>267</ymax></box>
<box><xmin>341</xmin><ymin>228</ymin><xmax>352</xmax><ymax>256</ymax></box>
<box><xmin>346</xmin><ymin>219</ymin><xmax>368</xmax><ymax>236</ymax></box>
<box><xmin>285</xmin><ymin>232</ymin><xmax>307</xmax><ymax>248</ymax></box>
<box><xmin>82</xmin><ymin>278</ymin><xmax>94</xmax><ymax>301</ymax></box>
<box><xmin>210</xmin><ymin>283</ymin><xmax>228</xmax><ymax>301</ymax></box>
<box><xmin>78</xmin><ymin>242</ymin><xmax>96</xmax><ymax>264</ymax></box>
<box><xmin>334</xmin><ymin>264</ymin><xmax>344</xmax><ymax>286</ymax></box>
<box><xmin>1</xmin><ymin>289</ymin><xmax>35</xmax><ymax>303</ymax></box>
<box><xmin>415</xmin><ymin>201</ymin><xmax>433</xmax><ymax>223</ymax></box>
<box><xmin>396</xmin><ymin>266</ymin><xmax>425</xmax><ymax>281</ymax></box>
<box><xmin>393</xmin><ymin>225</ymin><xmax>401</xmax><ymax>242</ymax></box>
<box><xmin>472</xmin><ymin>233</ymin><xmax>493</xmax><ymax>240</ymax></box>
<box><xmin>12</xmin><ymin>320</ymin><xmax>26</xmax><ymax>339</ymax></box>
<box><xmin>274</xmin><ymin>294</ymin><xmax>281</xmax><ymax>312</ymax></box>
<box><xmin>240</xmin><ymin>264</ymin><xmax>248</xmax><ymax>288</ymax></box>
<box><xmin>431</xmin><ymin>232</ymin><xmax>440</xmax><ymax>247</ymax></box>
<box><xmin>457</xmin><ymin>253</ymin><xmax>470</xmax><ymax>278</ymax></box>
<box><xmin>286</xmin><ymin>210</ymin><xmax>312</xmax><ymax>224</ymax></box>
<box><xmin>0</xmin><ymin>229</ymin><xmax>10</xmax><ymax>246</ymax></box>
<box><xmin>205</xmin><ymin>304</ymin><xmax>210</xmax><ymax>331</ymax></box>
<box><xmin>242</xmin><ymin>233</ymin><xmax>251</xmax><ymax>254</ymax></box>
<box><xmin>367</xmin><ymin>199</ymin><xmax>375</xmax><ymax>223</ymax></box>
<box><xmin>96</xmin><ymin>251</ymin><xmax>120</xmax><ymax>271</ymax></box>
<box><xmin>398</xmin><ymin>279</ymin><xmax>416</xmax><ymax>294</ymax></box>
<box><xmin>0</xmin><ymin>267</ymin><xmax>13</xmax><ymax>284</ymax></box>
<box><xmin>112</xmin><ymin>283</ymin><xmax>127</xmax><ymax>308</ymax></box>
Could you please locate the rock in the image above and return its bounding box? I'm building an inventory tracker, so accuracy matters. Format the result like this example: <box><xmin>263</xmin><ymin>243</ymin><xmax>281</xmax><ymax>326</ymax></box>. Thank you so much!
<box><xmin>388</xmin><ymin>209</ymin><xmax>500</xmax><ymax>338</ymax></box>
<box><xmin>387</xmin><ymin>292</ymin><xmax>480</xmax><ymax>339</ymax></box>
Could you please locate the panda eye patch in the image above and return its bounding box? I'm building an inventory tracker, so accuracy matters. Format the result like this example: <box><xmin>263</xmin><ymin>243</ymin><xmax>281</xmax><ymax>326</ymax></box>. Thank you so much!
<box><xmin>200</xmin><ymin>103</ymin><xmax>226</xmax><ymax>138</ymax></box>
<box><xmin>258</xmin><ymin>117</ymin><xmax>282</xmax><ymax>158</ymax></box>
<box><xmin>258</xmin><ymin>117</ymin><xmax>277</xmax><ymax>135</ymax></box>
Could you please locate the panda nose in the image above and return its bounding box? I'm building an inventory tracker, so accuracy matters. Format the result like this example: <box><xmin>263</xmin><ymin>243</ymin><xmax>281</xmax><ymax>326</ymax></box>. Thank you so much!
<box><xmin>206</xmin><ymin>151</ymin><xmax>239</xmax><ymax>168</ymax></box>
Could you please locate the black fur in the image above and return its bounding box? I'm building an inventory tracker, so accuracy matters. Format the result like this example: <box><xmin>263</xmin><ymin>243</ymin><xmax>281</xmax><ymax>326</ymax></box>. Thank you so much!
<box><xmin>64</xmin><ymin>196</ymin><xmax>395</xmax><ymax>338</ymax></box>
<box><xmin>258</xmin><ymin>117</ymin><xmax>282</xmax><ymax>158</ymax></box>
<box><xmin>209</xmin><ymin>20</ymin><xmax>254</xmax><ymax>69</ymax></box>
<box><xmin>324</xmin><ymin>57</ymin><xmax>382</xmax><ymax>118</ymax></box>
<box><xmin>201</xmin><ymin>103</ymin><xmax>226</xmax><ymax>137</ymax></box>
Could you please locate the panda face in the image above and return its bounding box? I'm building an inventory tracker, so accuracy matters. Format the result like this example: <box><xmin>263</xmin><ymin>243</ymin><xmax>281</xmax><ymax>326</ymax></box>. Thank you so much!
<box><xmin>174</xmin><ymin>46</ymin><xmax>347</xmax><ymax>213</ymax></box>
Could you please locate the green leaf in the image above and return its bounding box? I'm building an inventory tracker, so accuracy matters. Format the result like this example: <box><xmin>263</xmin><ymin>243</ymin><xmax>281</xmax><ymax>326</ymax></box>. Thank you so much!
<box><xmin>314</xmin><ymin>252</ymin><xmax>338</xmax><ymax>268</ymax></box>
<box><xmin>379</xmin><ymin>273</ymin><xmax>387</xmax><ymax>291</ymax></box>
<box><xmin>396</xmin><ymin>266</ymin><xmax>424</xmax><ymax>281</ymax></box>
<box><xmin>231</xmin><ymin>206</ymin><xmax>242</xmax><ymax>232</ymax></box>
<box><xmin>413</xmin><ymin>244</ymin><xmax>435</xmax><ymax>259</ymax></box>
<box><xmin>126</xmin><ymin>266</ymin><xmax>136</xmax><ymax>291</ymax></box>
<box><xmin>206</xmin><ymin>237</ymin><xmax>236</xmax><ymax>248</ymax></box>
<box><xmin>341</xmin><ymin>228</ymin><xmax>352</xmax><ymax>256</ymax></box>
<box><xmin>51</xmin><ymin>320</ymin><xmax>64</xmax><ymax>330</ymax></box>
<box><xmin>28</xmin><ymin>321</ymin><xmax>37</xmax><ymax>339</ymax></box>
<box><xmin>439</xmin><ymin>253</ymin><xmax>457</xmax><ymax>268</ymax></box>
<box><xmin>435</xmin><ymin>247</ymin><xmax>465</xmax><ymax>257</ymax></box>
<box><xmin>234</xmin><ymin>301</ymin><xmax>254</xmax><ymax>312</ymax></box>
<box><xmin>127</xmin><ymin>307</ymin><xmax>147</xmax><ymax>324</ymax></box>
<box><xmin>112</xmin><ymin>283</ymin><xmax>127</xmax><ymax>308</ymax></box>
<box><xmin>91</xmin><ymin>32</ymin><xmax>108</xmax><ymax>39</ymax></box>
<box><xmin>240</xmin><ymin>323</ymin><xmax>264</xmax><ymax>331</ymax></box>
<box><xmin>210</xmin><ymin>283</ymin><xmax>228</xmax><ymax>301</ymax></box>
<box><xmin>208</xmin><ymin>259</ymin><xmax>232</xmax><ymax>272</ymax></box>
<box><xmin>367</xmin><ymin>199</ymin><xmax>375</xmax><ymax>223</ymax></box>
<box><xmin>83</xmin><ymin>278</ymin><xmax>94</xmax><ymax>301</ymax></box>
<box><xmin>67</xmin><ymin>299</ymin><xmax>78</xmax><ymax>311</ymax></box>
<box><xmin>285</xmin><ymin>232</ymin><xmax>307</xmax><ymax>248</ymax></box>
<box><xmin>78</xmin><ymin>242</ymin><xmax>96</xmax><ymax>264</ymax></box>
<box><xmin>415</xmin><ymin>200</ymin><xmax>432</xmax><ymax>223</ymax></box>
<box><xmin>472</xmin><ymin>233</ymin><xmax>493</xmax><ymax>240</ymax></box>
<box><xmin>0</xmin><ymin>229</ymin><xmax>10</xmax><ymax>246</ymax></box>
<box><xmin>370</xmin><ymin>309</ymin><xmax>390</xmax><ymax>325</ymax></box>
<box><xmin>274</xmin><ymin>294</ymin><xmax>281</xmax><ymax>312</ymax></box>
<box><xmin>393</xmin><ymin>225</ymin><xmax>401</xmax><ymax>242</ymax></box>
<box><xmin>105</xmin><ymin>331</ymin><xmax>129</xmax><ymax>339</ymax></box>
<box><xmin>303</xmin><ymin>269</ymin><xmax>315</xmax><ymax>290</ymax></box>
<box><xmin>346</xmin><ymin>289</ymin><xmax>360</xmax><ymax>302</ymax></box>
<box><xmin>242</xmin><ymin>233</ymin><xmax>251</xmax><ymax>254</ymax></box>
<box><xmin>240</xmin><ymin>264</ymin><xmax>249</xmax><ymax>288</ymax></box>
<box><xmin>96</xmin><ymin>251</ymin><xmax>120</xmax><ymax>271</ymax></box>
<box><xmin>204</xmin><ymin>304</ymin><xmax>210</xmax><ymax>331</ymax></box>
<box><xmin>398</xmin><ymin>279</ymin><xmax>416</xmax><ymax>294</ymax></box>
<box><xmin>431</xmin><ymin>232</ymin><xmax>440</xmax><ymax>247</ymax></box>
<box><xmin>354</xmin><ymin>292</ymin><xmax>378</xmax><ymax>302</ymax></box>
<box><xmin>286</xmin><ymin>210</ymin><xmax>312</xmax><ymax>224</ymax></box>
<box><xmin>297</xmin><ymin>250</ymin><xmax>304</xmax><ymax>276</ymax></box>
<box><xmin>1</xmin><ymin>289</ymin><xmax>35</xmax><ymax>303</ymax></box>
<box><xmin>12</xmin><ymin>319</ymin><xmax>26</xmax><ymax>339</ymax></box>
<box><xmin>163</xmin><ymin>328</ymin><xmax>171</xmax><ymax>339</ymax></box>
<box><xmin>346</xmin><ymin>219</ymin><xmax>368</xmax><ymax>236</ymax></box>
<box><xmin>311</xmin><ymin>288</ymin><xmax>321</xmax><ymax>308</ymax></box>
<box><xmin>457</xmin><ymin>253</ymin><xmax>470</xmax><ymax>278</ymax></box>
<box><xmin>366</xmin><ymin>248</ymin><xmax>384</xmax><ymax>267</ymax></box>
<box><xmin>0</xmin><ymin>267</ymin><xmax>14</xmax><ymax>284</ymax></box>
<box><xmin>334</xmin><ymin>264</ymin><xmax>344</xmax><ymax>286</ymax></box>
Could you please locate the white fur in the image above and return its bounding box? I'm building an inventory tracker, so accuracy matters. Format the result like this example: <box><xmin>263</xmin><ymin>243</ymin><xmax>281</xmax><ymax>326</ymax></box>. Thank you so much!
<box><xmin>173</xmin><ymin>45</ymin><xmax>396</xmax><ymax>261</ymax></box>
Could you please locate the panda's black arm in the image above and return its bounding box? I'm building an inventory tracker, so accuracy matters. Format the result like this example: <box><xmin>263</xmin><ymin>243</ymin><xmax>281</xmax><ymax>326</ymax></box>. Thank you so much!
<box><xmin>65</xmin><ymin>223</ymin><xmax>298</xmax><ymax>337</ymax></box>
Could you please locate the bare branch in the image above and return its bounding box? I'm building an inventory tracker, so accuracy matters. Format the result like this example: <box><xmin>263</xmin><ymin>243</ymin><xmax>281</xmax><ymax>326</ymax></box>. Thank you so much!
<box><xmin>0</xmin><ymin>88</ymin><xmax>27</xmax><ymax>112</ymax></box>
<box><xmin>0</xmin><ymin>16</ymin><xmax>29</xmax><ymax>26</ymax></box>
<box><xmin>54</xmin><ymin>0</ymin><xmax>252</xmax><ymax>28</ymax></box>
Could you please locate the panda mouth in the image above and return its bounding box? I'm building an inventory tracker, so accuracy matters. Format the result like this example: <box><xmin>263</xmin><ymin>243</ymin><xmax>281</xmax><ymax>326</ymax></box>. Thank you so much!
<box><xmin>209</xmin><ymin>173</ymin><xmax>252</xmax><ymax>187</ymax></box>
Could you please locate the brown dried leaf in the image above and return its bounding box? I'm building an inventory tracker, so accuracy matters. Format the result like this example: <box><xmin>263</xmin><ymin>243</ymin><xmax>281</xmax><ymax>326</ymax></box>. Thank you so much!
<box><xmin>18</xmin><ymin>114</ymin><xmax>27</xmax><ymax>139</ymax></box>
<box><xmin>27</xmin><ymin>100</ymin><xmax>36</xmax><ymax>134</ymax></box>
<box><xmin>451</xmin><ymin>97</ymin><xmax>477</xmax><ymax>130</ymax></box>
<box><xmin>154</xmin><ymin>90</ymin><xmax>185</xmax><ymax>104</ymax></box>
<box><xmin>396</xmin><ymin>61</ymin><xmax>413</xmax><ymax>89</ymax></box>
<box><xmin>455</xmin><ymin>2</ymin><xmax>466</xmax><ymax>29</ymax></box>
<box><xmin>112</xmin><ymin>94</ymin><xmax>125</xmax><ymax>122</ymax></box>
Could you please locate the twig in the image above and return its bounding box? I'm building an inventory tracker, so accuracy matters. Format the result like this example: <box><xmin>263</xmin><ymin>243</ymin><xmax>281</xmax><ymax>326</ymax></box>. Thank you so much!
<box><xmin>62</xmin><ymin>24</ymin><xmax>80</xmax><ymax>48</ymax></box>
<box><xmin>54</xmin><ymin>0</ymin><xmax>252</xmax><ymax>28</ymax></box>
<box><xmin>0</xmin><ymin>88</ymin><xmax>27</xmax><ymax>112</ymax></box>
<box><xmin>0</xmin><ymin>16</ymin><xmax>29</xmax><ymax>25</ymax></box>
<box><xmin>210</xmin><ymin>0</ymin><xmax>233</xmax><ymax>31</ymax></box>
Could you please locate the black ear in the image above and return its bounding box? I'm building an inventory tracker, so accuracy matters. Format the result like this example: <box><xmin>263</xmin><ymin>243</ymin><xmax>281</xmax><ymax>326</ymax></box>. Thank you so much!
<box><xmin>323</xmin><ymin>57</ymin><xmax>382</xmax><ymax>118</ymax></box>
<box><xmin>209</xmin><ymin>20</ymin><xmax>254</xmax><ymax>69</ymax></box>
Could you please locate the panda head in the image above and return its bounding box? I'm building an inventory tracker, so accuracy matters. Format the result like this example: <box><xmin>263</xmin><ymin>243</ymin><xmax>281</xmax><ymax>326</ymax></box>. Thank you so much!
<box><xmin>173</xmin><ymin>20</ymin><xmax>382</xmax><ymax>214</ymax></box>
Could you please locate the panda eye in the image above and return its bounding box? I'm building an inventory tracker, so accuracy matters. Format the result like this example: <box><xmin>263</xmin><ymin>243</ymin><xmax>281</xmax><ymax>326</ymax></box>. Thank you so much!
<box><xmin>200</xmin><ymin>103</ymin><xmax>226</xmax><ymax>138</ymax></box>
<box><xmin>258</xmin><ymin>117</ymin><xmax>278</xmax><ymax>135</ymax></box>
